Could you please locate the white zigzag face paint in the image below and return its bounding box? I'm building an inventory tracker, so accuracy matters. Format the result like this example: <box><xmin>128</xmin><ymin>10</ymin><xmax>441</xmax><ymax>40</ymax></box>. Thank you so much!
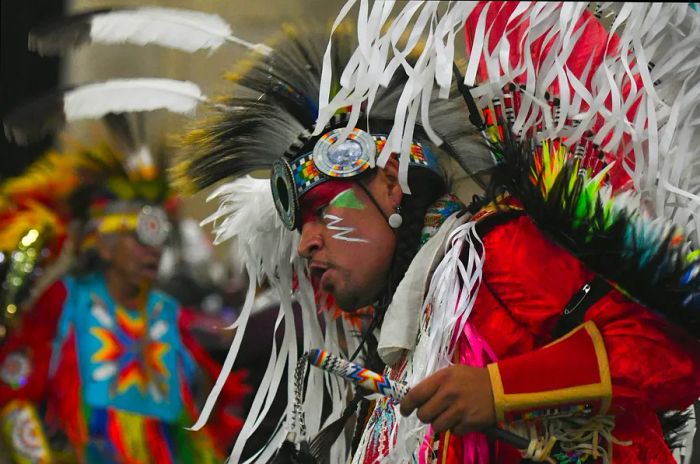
<box><xmin>323</xmin><ymin>214</ymin><xmax>369</xmax><ymax>243</ymax></box>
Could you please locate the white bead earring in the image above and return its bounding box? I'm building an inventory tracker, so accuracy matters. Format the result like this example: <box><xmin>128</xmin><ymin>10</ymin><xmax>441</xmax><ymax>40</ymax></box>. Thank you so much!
<box><xmin>388</xmin><ymin>206</ymin><xmax>403</xmax><ymax>229</ymax></box>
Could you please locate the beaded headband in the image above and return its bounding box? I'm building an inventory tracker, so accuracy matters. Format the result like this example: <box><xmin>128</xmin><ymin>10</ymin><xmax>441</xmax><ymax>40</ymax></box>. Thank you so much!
<box><xmin>271</xmin><ymin>127</ymin><xmax>440</xmax><ymax>230</ymax></box>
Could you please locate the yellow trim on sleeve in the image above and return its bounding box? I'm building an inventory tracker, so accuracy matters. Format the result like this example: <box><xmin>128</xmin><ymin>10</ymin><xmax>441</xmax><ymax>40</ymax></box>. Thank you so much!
<box><xmin>585</xmin><ymin>321</ymin><xmax>612</xmax><ymax>415</ymax></box>
<box><xmin>488</xmin><ymin>321</ymin><xmax>612</xmax><ymax>422</ymax></box>
<box><xmin>488</xmin><ymin>362</ymin><xmax>507</xmax><ymax>422</ymax></box>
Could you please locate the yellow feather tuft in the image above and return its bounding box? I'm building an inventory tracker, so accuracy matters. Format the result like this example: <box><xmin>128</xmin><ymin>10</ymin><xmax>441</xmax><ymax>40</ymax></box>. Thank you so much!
<box><xmin>224</xmin><ymin>71</ymin><xmax>241</xmax><ymax>83</ymax></box>
<box><xmin>224</xmin><ymin>58</ymin><xmax>258</xmax><ymax>83</ymax></box>
<box><xmin>281</xmin><ymin>23</ymin><xmax>299</xmax><ymax>37</ymax></box>
<box><xmin>169</xmin><ymin>160</ymin><xmax>197</xmax><ymax>195</ymax></box>
<box><xmin>212</xmin><ymin>95</ymin><xmax>230</xmax><ymax>105</ymax></box>
<box><xmin>181</xmin><ymin>128</ymin><xmax>208</xmax><ymax>146</ymax></box>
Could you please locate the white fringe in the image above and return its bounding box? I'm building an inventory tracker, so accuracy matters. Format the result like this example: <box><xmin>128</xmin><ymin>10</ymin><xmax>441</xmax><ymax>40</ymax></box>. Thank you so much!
<box><xmin>195</xmin><ymin>176</ymin><xmax>350</xmax><ymax>463</ymax></box>
<box><xmin>386</xmin><ymin>219</ymin><xmax>484</xmax><ymax>462</ymax></box>
<box><xmin>319</xmin><ymin>1</ymin><xmax>700</xmax><ymax>246</ymax></box>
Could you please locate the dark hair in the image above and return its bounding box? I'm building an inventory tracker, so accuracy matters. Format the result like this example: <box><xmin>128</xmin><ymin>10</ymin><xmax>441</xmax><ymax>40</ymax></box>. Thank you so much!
<box><xmin>355</xmin><ymin>165</ymin><xmax>447</xmax><ymax>358</ymax></box>
<box><xmin>349</xmin><ymin>164</ymin><xmax>447</xmax><ymax>453</ymax></box>
<box><xmin>383</xmin><ymin>167</ymin><xmax>447</xmax><ymax>309</ymax></box>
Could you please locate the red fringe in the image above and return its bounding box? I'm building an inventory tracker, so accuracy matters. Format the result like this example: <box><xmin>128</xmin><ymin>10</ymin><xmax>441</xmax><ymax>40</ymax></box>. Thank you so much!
<box><xmin>106</xmin><ymin>409</ymin><xmax>130</xmax><ymax>460</ymax></box>
<box><xmin>47</xmin><ymin>328</ymin><xmax>88</xmax><ymax>459</ymax></box>
<box><xmin>144</xmin><ymin>418</ymin><xmax>173</xmax><ymax>464</ymax></box>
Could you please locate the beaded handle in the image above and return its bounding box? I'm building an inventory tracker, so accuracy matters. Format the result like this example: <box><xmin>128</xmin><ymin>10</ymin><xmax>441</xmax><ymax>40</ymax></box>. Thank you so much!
<box><xmin>307</xmin><ymin>348</ymin><xmax>408</xmax><ymax>401</ymax></box>
<box><xmin>305</xmin><ymin>348</ymin><xmax>532</xmax><ymax>452</ymax></box>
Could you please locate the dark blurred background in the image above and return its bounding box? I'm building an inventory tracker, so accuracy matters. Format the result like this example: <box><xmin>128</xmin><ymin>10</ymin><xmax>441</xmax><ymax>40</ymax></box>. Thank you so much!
<box><xmin>1</xmin><ymin>0</ymin><xmax>64</xmax><ymax>178</ymax></box>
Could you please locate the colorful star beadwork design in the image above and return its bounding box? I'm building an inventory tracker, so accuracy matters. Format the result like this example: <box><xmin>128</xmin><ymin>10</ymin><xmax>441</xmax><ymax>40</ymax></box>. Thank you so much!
<box><xmin>89</xmin><ymin>295</ymin><xmax>171</xmax><ymax>401</ymax></box>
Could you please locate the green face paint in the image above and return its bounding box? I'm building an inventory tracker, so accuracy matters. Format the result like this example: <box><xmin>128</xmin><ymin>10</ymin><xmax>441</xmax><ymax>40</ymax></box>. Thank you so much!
<box><xmin>329</xmin><ymin>188</ymin><xmax>365</xmax><ymax>210</ymax></box>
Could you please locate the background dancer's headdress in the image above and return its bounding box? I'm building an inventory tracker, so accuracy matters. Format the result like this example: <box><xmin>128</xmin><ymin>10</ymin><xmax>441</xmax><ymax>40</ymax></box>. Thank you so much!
<box><xmin>1</xmin><ymin>22</ymin><xmax>200</xmax><ymax>335</ymax></box>
<box><xmin>0</xmin><ymin>150</ymin><xmax>88</xmax><ymax>339</ymax></box>
<box><xmin>0</xmin><ymin>4</ymin><xmax>281</xmax><ymax>317</ymax></box>
<box><xmin>0</xmin><ymin>4</ymin><xmax>241</xmax><ymax>298</ymax></box>
<box><xmin>317</xmin><ymin>1</ymin><xmax>700</xmax><ymax>338</ymax></box>
<box><xmin>4</xmin><ymin>80</ymin><xmax>179</xmax><ymax>245</ymax></box>
<box><xmin>0</xmin><ymin>135</ymin><xmax>173</xmax><ymax>340</ymax></box>
<box><xmin>1</xmin><ymin>4</ymin><xmax>258</xmax><ymax>454</ymax></box>
<box><xmin>177</xmin><ymin>24</ymin><xmax>486</xmax><ymax>462</ymax></box>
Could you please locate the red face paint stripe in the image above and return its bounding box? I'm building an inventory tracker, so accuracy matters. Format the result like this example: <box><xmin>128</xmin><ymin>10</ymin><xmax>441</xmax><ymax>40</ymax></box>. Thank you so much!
<box><xmin>299</xmin><ymin>180</ymin><xmax>356</xmax><ymax>225</ymax></box>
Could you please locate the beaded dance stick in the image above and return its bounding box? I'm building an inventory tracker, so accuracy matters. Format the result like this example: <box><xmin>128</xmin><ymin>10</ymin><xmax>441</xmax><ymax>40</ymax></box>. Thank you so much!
<box><xmin>306</xmin><ymin>348</ymin><xmax>532</xmax><ymax>452</ymax></box>
<box><xmin>307</xmin><ymin>348</ymin><xmax>409</xmax><ymax>401</ymax></box>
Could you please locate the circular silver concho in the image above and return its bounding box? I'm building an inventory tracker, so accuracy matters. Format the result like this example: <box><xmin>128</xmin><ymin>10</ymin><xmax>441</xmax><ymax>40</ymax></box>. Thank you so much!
<box><xmin>312</xmin><ymin>128</ymin><xmax>375</xmax><ymax>178</ymax></box>
<box><xmin>136</xmin><ymin>205</ymin><xmax>171</xmax><ymax>247</ymax></box>
<box><xmin>0</xmin><ymin>352</ymin><xmax>32</xmax><ymax>389</ymax></box>
<box><xmin>271</xmin><ymin>158</ymin><xmax>299</xmax><ymax>230</ymax></box>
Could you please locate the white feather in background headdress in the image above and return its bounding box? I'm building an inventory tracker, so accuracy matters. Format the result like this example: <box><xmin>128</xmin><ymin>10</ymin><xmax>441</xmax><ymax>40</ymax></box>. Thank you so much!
<box><xmin>4</xmin><ymin>78</ymin><xmax>205</xmax><ymax>145</ymax></box>
<box><xmin>64</xmin><ymin>78</ymin><xmax>205</xmax><ymax>121</ymax></box>
<box><xmin>29</xmin><ymin>7</ymin><xmax>272</xmax><ymax>56</ymax></box>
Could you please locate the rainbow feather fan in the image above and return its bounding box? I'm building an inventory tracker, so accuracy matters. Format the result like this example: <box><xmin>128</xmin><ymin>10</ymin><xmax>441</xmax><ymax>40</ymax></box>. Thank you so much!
<box><xmin>491</xmin><ymin>131</ymin><xmax>700</xmax><ymax>338</ymax></box>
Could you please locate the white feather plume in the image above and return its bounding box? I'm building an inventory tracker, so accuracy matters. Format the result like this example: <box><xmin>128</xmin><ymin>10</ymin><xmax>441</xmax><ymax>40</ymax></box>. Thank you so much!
<box><xmin>201</xmin><ymin>176</ymin><xmax>296</xmax><ymax>280</ymax></box>
<box><xmin>31</xmin><ymin>7</ymin><xmax>272</xmax><ymax>56</ymax></box>
<box><xmin>196</xmin><ymin>176</ymin><xmax>350</xmax><ymax>463</ymax></box>
<box><xmin>63</xmin><ymin>78</ymin><xmax>205</xmax><ymax>122</ymax></box>
<box><xmin>90</xmin><ymin>7</ymin><xmax>233</xmax><ymax>53</ymax></box>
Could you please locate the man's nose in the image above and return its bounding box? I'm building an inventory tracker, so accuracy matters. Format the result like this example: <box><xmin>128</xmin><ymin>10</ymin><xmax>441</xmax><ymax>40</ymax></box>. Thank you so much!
<box><xmin>297</xmin><ymin>222</ymin><xmax>324</xmax><ymax>259</ymax></box>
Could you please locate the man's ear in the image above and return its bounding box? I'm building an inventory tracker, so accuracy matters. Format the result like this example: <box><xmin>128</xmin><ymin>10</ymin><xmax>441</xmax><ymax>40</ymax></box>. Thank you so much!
<box><xmin>381</xmin><ymin>157</ymin><xmax>403</xmax><ymax>205</ymax></box>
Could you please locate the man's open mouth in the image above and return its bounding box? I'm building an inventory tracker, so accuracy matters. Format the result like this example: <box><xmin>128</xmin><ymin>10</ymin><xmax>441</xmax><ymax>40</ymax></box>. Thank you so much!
<box><xmin>140</xmin><ymin>261</ymin><xmax>160</xmax><ymax>278</ymax></box>
<box><xmin>309</xmin><ymin>262</ymin><xmax>330</xmax><ymax>287</ymax></box>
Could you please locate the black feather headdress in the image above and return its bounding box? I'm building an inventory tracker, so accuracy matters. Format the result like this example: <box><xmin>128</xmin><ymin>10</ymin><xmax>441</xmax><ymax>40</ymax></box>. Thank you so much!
<box><xmin>178</xmin><ymin>24</ymin><xmax>492</xmax><ymax>464</ymax></box>
<box><xmin>177</xmin><ymin>25</ymin><xmax>490</xmax><ymax>194</ymax></box>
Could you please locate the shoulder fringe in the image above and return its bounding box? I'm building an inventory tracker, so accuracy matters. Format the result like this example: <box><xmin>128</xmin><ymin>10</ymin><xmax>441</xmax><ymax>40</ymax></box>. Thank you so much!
<box><xmin>386</xmin><ymin>217</ymin><xmax>487</xmax><ymax>461</ymax></box>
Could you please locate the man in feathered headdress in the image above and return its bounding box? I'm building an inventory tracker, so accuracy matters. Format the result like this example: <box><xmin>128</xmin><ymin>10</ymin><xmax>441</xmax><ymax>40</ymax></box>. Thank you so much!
<box><xmin>0</xmin><ymin>145</ymin><xmax>247</xmax><ymax>463</ymax></box>
<box><xmin>181</xmin><ymin>4</ymin><xmax>700</xmax><ymax>464</ymax></box>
